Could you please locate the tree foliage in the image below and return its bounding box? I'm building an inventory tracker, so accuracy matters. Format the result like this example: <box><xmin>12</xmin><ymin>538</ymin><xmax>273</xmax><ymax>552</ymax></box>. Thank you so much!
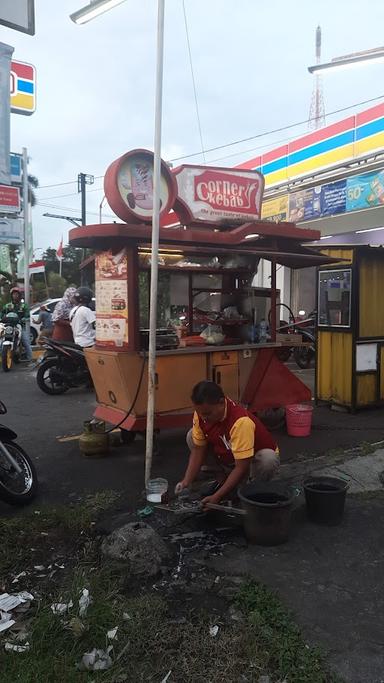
<box><xmin>42</xmin><ymin>245</ymin><xmax>85</xmax><ymax>287</ymax></box>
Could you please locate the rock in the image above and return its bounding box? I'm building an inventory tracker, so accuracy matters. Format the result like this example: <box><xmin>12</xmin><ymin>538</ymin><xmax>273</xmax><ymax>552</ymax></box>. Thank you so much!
<box><xmin>101</xmin><ymin>522</ymin><xmax>169</xmax><ymax>577</ymax></box>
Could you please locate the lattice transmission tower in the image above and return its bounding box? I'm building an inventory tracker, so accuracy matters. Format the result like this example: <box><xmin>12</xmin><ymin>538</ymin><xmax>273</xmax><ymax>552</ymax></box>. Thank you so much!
<box><xmin>308</xmin><ymin>25</ymin><xmax>326</xmax><ymax>129</ymax></box>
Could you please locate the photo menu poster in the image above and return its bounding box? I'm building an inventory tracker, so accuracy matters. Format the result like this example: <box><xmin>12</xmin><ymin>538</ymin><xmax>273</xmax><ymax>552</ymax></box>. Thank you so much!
<box><xmin>95</xmin><ymin>248</ymin><xmax>129</xmax><ymax>350</ymax></box>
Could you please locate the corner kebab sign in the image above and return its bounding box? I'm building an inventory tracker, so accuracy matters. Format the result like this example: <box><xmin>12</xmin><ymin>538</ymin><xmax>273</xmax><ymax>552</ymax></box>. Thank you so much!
<box><xmin>104</xmin><ymin>149</ymin><xmax>264</xmax><ymax>226</ymax></box>
<box><xmin>173</xmin><ymin>164</ymin><xmax>264</xmax><ymax>224</ymax></box>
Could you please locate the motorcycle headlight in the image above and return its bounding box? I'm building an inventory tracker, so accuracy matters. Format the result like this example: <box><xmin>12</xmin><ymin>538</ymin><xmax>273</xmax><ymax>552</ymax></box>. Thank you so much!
<box><xmin>4</xmin><ymin>326</ymin><xmax>13</xmax><ymax>335</ymax></box>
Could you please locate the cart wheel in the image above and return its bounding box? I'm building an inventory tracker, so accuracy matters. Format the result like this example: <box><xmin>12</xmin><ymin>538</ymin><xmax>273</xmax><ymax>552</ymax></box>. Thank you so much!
<box><xmin>256</xmin><ymin>407</ymin><xmax>285</xmax><ymax>431</ymax></box>
<box><xmin>120</xmin><ymin>429</ymin><xmax>136</xmax><ymax>445</ymax></box>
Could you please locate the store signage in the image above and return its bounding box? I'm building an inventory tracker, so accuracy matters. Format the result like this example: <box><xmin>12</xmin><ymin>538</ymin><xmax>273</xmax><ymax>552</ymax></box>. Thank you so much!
<box><xmin>173</xmin><ymin>164</ymin><xmax>264</xmax><ymax>224</ymax></box>
<box><xmin>346</xmin><ymin>170</ymin><xmax>384</xmax><ymax>211</ymax></box>
<box><xmin>263</xmin><ymin>167</ymin><xmax>384</xmax><ymax>225</ymax></box>
<box><xmin>0</xmin><ymin>184</ymin><xmax>20</xmax><ymax>213</ymax></box>
<box><xmin>0</xmin><ymin>217</ymin><xmax>22</xmax><ymax>244</ymax></box>
<box><xmin>104</xmin><ymin>149</ymin><xmax>177</xmax><ymax>224</ymax></box>
<box><xmin>10</xmin><ymin>153</ymin><xmax>22</xmax><ymax>183</ymax></box>
<box><xmin>10</xmin><ymin>60</ymin><xmax>36</xmax><ymax>116</ymax></box>
<box><xmin>261</xmin><ymin>195</ymin><xmax>288</xmax><ymax>222</ymax></box>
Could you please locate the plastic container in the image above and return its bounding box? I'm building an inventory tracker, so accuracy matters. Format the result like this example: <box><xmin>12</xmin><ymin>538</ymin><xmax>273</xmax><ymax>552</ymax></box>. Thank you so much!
<box><xmin>304</xmin><ymin>476</ymin><xmax>348</xmax><ymax>526</ymax></box>
<box><xmin>238</xmin><ymin>482</ymin><xmax>295</xmax><ymax>545</ymax></box>
<box><xmin>286</xmin><ymin>404</ymin><xmax>313</xmax><ymax>437</ymax></box>
<box><xmin>146</xmin><ymin>478</ymin><xmax>168</xmax><ymax>503</ymax></box>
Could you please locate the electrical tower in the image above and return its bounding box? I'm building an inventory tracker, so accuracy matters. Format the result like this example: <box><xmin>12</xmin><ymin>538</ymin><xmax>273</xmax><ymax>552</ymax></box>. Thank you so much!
<box><xmin>308</xmin><ymin>25</ymin><xmax>326</xmax><ymax>129</ymax></box>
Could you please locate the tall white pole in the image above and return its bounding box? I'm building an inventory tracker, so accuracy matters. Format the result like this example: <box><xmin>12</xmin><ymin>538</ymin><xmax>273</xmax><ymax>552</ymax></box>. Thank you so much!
<box><xmin>22</xmin><ymin>148</ymin><xmax>30</xmax><ymax>338</ymax></box>
<box><xmin>145</xmin><ymin>0</ymin><xmax>165</xmax><ymax>486</ymax></box>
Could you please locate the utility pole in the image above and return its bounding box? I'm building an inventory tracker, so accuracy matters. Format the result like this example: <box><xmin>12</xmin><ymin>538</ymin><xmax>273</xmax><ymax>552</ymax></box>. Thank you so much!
<box><xmin>22</xmin><ymin>147</ymin><xmax>30</xmax><ymax>339</ymax></box>
<box><xmin>77</xmin><ymin>173</ymin><xmax>94</xmax><ymax>225</ymax></box>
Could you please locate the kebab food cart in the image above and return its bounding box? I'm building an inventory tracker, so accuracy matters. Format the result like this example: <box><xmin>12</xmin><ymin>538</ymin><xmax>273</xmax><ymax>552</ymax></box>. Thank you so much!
<box><xmin>69</xmin><ymin>149</ymin><xmax>337</xmax><ymax>437</ymax></box>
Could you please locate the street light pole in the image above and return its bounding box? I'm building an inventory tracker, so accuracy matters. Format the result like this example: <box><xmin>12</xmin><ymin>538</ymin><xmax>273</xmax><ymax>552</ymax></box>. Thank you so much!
<box><xmin>308</xmin><ymin>46</ymin><xmax>384</xmax><ymax>74</ymax></box>
<box><xmin>145</xmin><ymin>0</ymin><xmax>165</xmax><ymax>486</ymax></box>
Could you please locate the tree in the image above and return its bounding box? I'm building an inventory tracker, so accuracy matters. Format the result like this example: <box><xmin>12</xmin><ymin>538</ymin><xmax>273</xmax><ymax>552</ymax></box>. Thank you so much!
<box><xmin>28</xmin><ymin>175</ymin><xmax>39</xmax><ymax>207</ymax></box>
<box><xmin>42</xmin><ymin>245</ymin><xmax>85</xmax><ymax>287</ymax></box>
<box><xmin>47</xmin><ymin>271</ymin><xmax>67</xmax><ymax>297</ymax></box>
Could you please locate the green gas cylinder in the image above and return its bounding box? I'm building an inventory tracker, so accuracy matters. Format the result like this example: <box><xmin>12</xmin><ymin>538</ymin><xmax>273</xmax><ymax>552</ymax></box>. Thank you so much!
<box><xmin>79</xmin><ymin>420</ymin><xmax>110</xmax><ymax>457</ymax></box>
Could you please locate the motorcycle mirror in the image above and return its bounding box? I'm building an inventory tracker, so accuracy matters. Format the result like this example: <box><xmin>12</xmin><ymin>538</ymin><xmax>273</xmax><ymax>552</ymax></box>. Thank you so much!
<box><xmin>0</xmin><ymin>400</ymin><xmax>7</xmax><ymax>414</ymax></box>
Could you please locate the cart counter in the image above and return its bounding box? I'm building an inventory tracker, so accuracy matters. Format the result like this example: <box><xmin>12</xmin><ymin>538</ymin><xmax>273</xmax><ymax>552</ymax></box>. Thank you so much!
<box><xmin>86</xmin><ymin>342</ymin><xmax>285</xmax><ymax>421</ymax></box>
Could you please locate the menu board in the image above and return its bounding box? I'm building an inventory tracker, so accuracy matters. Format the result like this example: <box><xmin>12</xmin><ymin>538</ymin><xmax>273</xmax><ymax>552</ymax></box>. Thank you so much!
<box><xmin>95</xmin><ymin>248</ymin><xmax>129</xmax><ymax>350</ymax></box>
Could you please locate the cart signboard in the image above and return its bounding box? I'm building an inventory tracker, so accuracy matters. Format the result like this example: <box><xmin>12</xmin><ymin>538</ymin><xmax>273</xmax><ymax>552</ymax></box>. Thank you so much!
<box><xmin>95</xmin><ymin>248</ymin><xmax>129</xmax><ymax>349</ymax></box>
<box><xmin>173</xmin><ymin>164</ymin><xmax>265</xmax><ymax>225</ymax></box>
<box><xmin>104</xmin><ymin>149</ymin><xmax>177</xmax><ymax>224</ymax></box>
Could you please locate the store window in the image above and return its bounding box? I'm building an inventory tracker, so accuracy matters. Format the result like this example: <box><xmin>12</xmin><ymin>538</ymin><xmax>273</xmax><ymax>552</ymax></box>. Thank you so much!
<box><xmin>318</xmin><ymin>269</ymin><xmax>352</xmax><ymax>328</ymax></box>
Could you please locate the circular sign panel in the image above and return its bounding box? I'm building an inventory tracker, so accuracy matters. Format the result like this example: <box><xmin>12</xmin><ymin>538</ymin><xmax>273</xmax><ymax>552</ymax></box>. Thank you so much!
<box><xmin>104</xmin><ymin>149</ymin><xmax>177</xmax><ymax>224</ymax></box>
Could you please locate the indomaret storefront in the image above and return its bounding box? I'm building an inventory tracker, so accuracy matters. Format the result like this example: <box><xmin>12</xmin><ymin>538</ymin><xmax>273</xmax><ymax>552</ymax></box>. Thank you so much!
<box><xmin>235</xmin><ymin>102</ymin><xmax>384</xmax><ymax>315</ymax></box>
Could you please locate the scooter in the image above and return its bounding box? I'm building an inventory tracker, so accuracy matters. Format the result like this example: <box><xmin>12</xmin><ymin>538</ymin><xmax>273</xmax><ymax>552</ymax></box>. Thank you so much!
<box><xmin>0</xmin><ymin>312</ymin><xmax>23</xmax><ymax>372</ymax></box>
<box><xmin>36</xmin><ymin>337</ymin><xmax>92</xmax><ymax>395</ymax></box>
<box><xmin>0</xmin><ymin>399</ymin><xmax>38</xmax><ymax>505</ymax></box>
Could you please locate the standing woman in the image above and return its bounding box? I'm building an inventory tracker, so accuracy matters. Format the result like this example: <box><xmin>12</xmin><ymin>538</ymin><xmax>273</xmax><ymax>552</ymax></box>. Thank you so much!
<box><xmin>51</xmin><ymin>287</ymin><xmax>77</xmax><ymax>342</ymax></box>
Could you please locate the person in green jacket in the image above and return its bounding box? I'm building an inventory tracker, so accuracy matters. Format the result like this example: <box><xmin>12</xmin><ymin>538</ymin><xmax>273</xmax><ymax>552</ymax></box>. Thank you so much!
<box><xmin>1</xmin><ymin>287</ymin><xmax>32</xmax><ymax>361</ymax></box>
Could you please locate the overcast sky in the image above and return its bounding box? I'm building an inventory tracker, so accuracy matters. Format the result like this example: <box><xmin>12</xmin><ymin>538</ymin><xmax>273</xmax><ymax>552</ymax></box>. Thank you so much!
<box><xmin>2</xmin><ymin>0</ymin><xmax>384</xmax><ymax>252</ymax></box>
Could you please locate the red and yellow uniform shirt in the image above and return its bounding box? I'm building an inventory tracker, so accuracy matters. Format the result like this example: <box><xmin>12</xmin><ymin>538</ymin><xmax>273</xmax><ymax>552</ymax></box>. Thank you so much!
<box><xmin>192</xmin><ymin>398</ymin><xmax>277</xmax><ymax>466</ymax></box>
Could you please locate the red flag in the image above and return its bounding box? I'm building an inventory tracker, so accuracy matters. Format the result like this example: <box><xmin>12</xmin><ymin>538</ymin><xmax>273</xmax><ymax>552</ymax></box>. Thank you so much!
<box><xmin>57</xmin><ymin>236</ymin><xmax>63</xmax><ymax>260</ymax></box>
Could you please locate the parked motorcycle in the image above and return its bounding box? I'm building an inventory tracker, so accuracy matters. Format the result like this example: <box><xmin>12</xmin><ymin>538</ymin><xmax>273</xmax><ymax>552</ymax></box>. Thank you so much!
<box><xmin>37</xmin><ymin>338</ymin><xmax>92</xmax><ymax>395</ymax></box>
<box><xmin>0</xmin><ymin>311</ymin><xmax>22</xmax><ymax>372</ymax></box>
<box><xmin>270</xmin><ymin>304</ymin><xmax>316</xmax><ymax>369</ymax></box>
<box><xmin>0</xmin><ymin>399</ymin><xmax>38</xmax><ymax>505</ymax></box>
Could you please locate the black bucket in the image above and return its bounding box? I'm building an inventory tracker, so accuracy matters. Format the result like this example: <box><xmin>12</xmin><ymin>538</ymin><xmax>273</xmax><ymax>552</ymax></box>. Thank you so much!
<box><xmin>238</xmin><ymin>482</ymin><xmax>294</xmax><ymax>546</ymax></box>
<box><xmin>304</xmin><ymin>476</ymin><xmax>348</xmax><ymax>526</ymax></box>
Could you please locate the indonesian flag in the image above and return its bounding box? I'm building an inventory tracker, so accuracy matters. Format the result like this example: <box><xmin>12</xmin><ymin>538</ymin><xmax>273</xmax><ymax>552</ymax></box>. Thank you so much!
<box><xmin>29</xmin><ymin>260</ymin><xmax>45</xmax><ymax>275</ymax></box>
<box><xmin>57</xmin><ymin>236</ymin><xmax>63</xmax><ymax>260</ymax></box>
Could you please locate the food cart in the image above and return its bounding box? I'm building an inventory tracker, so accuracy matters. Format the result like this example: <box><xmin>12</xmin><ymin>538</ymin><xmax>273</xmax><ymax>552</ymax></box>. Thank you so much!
<box><xmin>68</xmin><ymin>149</ymin><xmax>338</xmax><ymax>437</ymax></box>
<box><xmin>317</xmin><ymin>244</ymin><xmax>384</xmax><ymax>410</ymax></box>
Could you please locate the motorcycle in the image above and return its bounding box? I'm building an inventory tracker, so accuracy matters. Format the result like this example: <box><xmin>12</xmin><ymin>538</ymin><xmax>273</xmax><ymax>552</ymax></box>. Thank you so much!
<box><xmin>270</xmin><ymin>304</ymin><xmax>316</xmax><ymax>369</ymax></box>
<box><xmin>0</xmin><ymin>399</ymin><xmax>38</xmax><ymax>505</ymax></box>
<box><xmin>0</xmin><ymin>311</ymin><xmax>23</xmax><ymax>372</ymax></box>
<box><xmin>37</xmin><ymin>337</ymin><xmax>92</xmax><ymax>395</ymax></box>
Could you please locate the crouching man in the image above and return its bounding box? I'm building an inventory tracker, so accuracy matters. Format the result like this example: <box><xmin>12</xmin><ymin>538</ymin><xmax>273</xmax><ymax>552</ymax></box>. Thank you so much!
<box><xmin>175</xmin><ymin>381</ymin><xmax>279</xmax><ymax>509</ymax></box>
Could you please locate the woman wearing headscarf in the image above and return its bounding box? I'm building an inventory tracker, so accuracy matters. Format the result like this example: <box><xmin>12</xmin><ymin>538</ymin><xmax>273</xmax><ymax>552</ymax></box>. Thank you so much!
<box><xmin>51</xmin><ymin>286</ymin><xmax>77</xmax><ymax>342</ymax></box>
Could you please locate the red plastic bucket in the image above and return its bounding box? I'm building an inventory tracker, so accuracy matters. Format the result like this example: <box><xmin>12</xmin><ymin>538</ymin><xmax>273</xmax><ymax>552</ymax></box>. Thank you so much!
<box><xmin>286</xmin><ymin>404</ymin><xmax>313</xmax><ymax>437</ymax></box>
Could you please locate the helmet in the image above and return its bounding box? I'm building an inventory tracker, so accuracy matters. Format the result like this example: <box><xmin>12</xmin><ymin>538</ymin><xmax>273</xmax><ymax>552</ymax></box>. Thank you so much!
<box><xmin>73</xmin><ymin>287</ymin><xmax>93</xmax><ymax>305</ymax></box>
<box><xmin>10</xmin><ymin>287</ymin><xmax>21</xmax><ymax>295</ymax></box>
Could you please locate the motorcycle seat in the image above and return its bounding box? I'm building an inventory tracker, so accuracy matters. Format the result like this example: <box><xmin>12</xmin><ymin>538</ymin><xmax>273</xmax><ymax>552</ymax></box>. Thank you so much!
<box><xmin>55</xmin><ymin>341</ymin><xmax>84</xmax><ymax>352</ymax></box>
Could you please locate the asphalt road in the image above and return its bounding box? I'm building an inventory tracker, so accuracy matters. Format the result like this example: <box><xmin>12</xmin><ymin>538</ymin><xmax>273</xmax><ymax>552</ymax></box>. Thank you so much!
<box><xmin>0</xmin><ymin>364</ymin><xmax>187</xmax><ymax>511</ymax></box>
<box><xmin>1</xmin><ymin>362</ymin><xmax>384</xmax><ymax>513</ymax></box>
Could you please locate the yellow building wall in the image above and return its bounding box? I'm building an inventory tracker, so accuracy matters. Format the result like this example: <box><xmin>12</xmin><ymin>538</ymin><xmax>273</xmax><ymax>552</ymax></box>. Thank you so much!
<box><xmin>320</xmin><ymin>248</ymin><xmax>354</xmax><ymax>265</ymax></box>
<box><xmin>359</xmin><ymin>256</ymin><xmax>384</xmax><ymax>338</ymax></box>
<box><xmin>317</xmin><ymin>331</ymin><xmax>352</xmax><ymax>405</ymax></box>
<box><xmin>356</xmin><ymin>374</ymin><xmax>377</xmax><ymax>406</ymax></box>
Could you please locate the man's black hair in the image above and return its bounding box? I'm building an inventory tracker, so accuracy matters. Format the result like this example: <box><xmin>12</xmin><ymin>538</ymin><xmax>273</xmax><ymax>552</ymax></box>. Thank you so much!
<box><xmin>191</xmin><ymin>381</ymin><xmax>225</xmax><ymax>405</ymax></box>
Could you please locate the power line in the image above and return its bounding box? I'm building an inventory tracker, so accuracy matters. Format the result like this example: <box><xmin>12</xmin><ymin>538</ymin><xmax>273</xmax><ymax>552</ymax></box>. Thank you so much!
<box><xmin>38</xmin><ymin>186</ymin><xmax>104</xmax><ymax>201</ymax></box>
<box><xmin>38</xmin><ymin>175</ymin><xmax>104</xmax><ymax>190</ymax></box>
<box><xmin>168</xmin><ymin>93</ymin><xmax>384</xmax><ymax>162</ymax></box>
<box><xmin>39</xmin><ymin>201</ymin><xmax>116</xmax><ymax>220</ymax></box>
<box><xmin>35</xmin><ymin>93</ymin><xmax>384</xmax><ymax>189</ymax></box>
<box><xmin>182</xmin><ymin>0</ymin><xmax>206</xmax><ymax>162</ymax></box>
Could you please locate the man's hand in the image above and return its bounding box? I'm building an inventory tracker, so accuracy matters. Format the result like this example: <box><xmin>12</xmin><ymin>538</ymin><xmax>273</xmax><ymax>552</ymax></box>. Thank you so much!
<box><xmin>175</xmin><ymin>481</ymin><xmax>187</xmax><ymax>496</ymax></box>
<box><xmin>200</xmin><ymin>493</ymin><xmax>221</xmax><ymax>511</ymax></box>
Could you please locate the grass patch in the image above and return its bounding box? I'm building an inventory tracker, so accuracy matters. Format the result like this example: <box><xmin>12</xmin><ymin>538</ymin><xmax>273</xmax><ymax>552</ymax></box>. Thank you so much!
<box><xmin>238</xmin><ymin>582</ymin><xmax>341</xmax><ymax>683</ymax></box>
<box><xmin>0</xmin><ymin>494</ymin><xmax>339</xmax><ymax>682</ymax></box>
<box><xmin>0</xmin><ymin>490</ymin><xmax>120</xmax><ymax>578</ymax></box>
